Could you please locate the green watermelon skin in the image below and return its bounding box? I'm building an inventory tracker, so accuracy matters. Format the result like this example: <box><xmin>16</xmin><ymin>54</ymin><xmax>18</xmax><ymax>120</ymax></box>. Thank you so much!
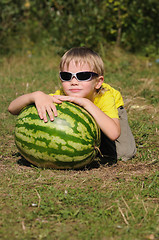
<box><xmin>15</xmin><ymin>102</ymin><xmax>101</xmax><ymax>169</ymax></box>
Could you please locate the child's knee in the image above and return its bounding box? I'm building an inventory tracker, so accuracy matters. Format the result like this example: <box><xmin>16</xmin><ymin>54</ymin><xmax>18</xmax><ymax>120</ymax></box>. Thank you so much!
<box><xmin>117</xmin><ymin>146</ymin><xmax>137</xmax><ymax>161</ymax></box>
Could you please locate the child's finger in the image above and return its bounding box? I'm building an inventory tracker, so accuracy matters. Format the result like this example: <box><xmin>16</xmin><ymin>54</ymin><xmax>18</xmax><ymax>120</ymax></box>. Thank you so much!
<box><xmin>57</xmin><ymin>95</ymin><xmax>72</xmax><ymax>102</ymax></box>
<box><xmin>46</xmin><ymin>105</ymin><xmax>57</xmax><ymax>121</ymax></box>
<box><xmin>41</xmin><ymin>107</ymin><xmax>48</xmax><ymax>123</ymax></box>
<box><xmin>50</xmin><ymin>104</ymin><xmax>58</xmax><ymax>117</ymax></box>
<box><xmin>44</xmin><ymin>105</ymin><xmax>54</xmax><ymax>122</ymax></box>
<box><xmin>52</xmin><ymin>95</ymin><xmax>63</xmax><ymax>104</ymax></box>
<box><xmin>36</xmin><ymin>106</ymin><xmax>44</xmax><ymax>120</ymax></box>
<box><xmin>36</xmin><ymin>105</ymin><xmax>48</xmax><ymax>123</ymax></box>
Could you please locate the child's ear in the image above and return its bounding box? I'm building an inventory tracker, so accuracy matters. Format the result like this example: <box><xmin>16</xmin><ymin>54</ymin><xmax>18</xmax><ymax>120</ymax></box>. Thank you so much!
<box><xmin>95</xmin><ymin>76</ymin><xmax>104</xmax><ymax>90</ymax></box>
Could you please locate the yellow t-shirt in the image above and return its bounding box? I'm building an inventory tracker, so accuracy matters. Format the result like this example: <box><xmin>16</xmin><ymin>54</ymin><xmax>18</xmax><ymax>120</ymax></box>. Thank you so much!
<box><xmin>50</xmin><ymin>83</ymin><xmax>124</xmax><ymax>119</ymax></box>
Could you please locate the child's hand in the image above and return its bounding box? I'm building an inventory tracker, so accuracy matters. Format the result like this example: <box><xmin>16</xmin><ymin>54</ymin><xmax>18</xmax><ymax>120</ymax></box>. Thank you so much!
<box><xmin>8</xmin><ymin>91</ymin><xmax>62</xmax><ymax>122</ymax></box>
<box><xmin>55</xmin><ymin>95</ymin><xmax>89</xmax><ymax>108</ymax></box>
<box><xmin>34</xmin><ymin>92</ymin><xmax>62</xmax><ymax>122</ymax></box>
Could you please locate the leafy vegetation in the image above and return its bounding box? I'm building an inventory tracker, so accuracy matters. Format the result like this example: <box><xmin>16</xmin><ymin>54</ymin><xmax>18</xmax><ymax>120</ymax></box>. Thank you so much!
<box><xmin>0</xmin><ymin>47</ymin><xmax>158</xmax><ymax>239</ymax></box>
<box><xmin>0</xmin><ymin>0</ymin><xmax>159</xmax><ymax>55</ymax></box>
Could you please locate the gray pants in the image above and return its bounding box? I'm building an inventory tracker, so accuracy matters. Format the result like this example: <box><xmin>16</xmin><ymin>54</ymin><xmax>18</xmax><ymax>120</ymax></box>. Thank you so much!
<box><xmin>99</xmin><ymin>107</ymin><xmax>136</xmax><ymax>162</ymax></box>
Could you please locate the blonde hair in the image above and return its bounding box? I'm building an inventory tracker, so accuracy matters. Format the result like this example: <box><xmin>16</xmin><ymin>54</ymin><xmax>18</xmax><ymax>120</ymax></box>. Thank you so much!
<box><xmin>60</xmin><ymin>47</ymin><xmax>104</xmax><ymax>76</ymax></box>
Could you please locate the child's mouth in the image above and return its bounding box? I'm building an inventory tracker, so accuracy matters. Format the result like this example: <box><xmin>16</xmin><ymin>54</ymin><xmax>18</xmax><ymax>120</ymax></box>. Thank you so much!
<box><xmin>70</xmin><ymin>89</ymin><xmax>81</xmax><ymax>93</ymax></box>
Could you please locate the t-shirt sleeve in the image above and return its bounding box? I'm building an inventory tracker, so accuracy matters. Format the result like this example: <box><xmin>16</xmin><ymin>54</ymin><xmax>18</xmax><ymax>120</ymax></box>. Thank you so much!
<box><xmin>94</xmin><ymin>90</ymin><xmax>119</xmax><ymax>119</ymax></box>
<box><xmin>49</xmin><ymin>89</ymin><xmax>63</xmax><ymax>96</ymax></box>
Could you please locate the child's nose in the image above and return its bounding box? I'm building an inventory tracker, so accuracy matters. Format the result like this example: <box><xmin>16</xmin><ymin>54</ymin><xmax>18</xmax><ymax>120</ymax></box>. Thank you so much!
<box><xmin>71</xmin><ymin>77</ymin><xmax>78</xmax><ymax>84</ymax></box>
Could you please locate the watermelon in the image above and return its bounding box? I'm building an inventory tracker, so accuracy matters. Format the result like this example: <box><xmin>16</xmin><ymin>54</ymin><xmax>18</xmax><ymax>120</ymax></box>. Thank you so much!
<box><xmin>15</xmin><ymin>102</ymin><xmax>101</xmax><ymax>169</ymax></box>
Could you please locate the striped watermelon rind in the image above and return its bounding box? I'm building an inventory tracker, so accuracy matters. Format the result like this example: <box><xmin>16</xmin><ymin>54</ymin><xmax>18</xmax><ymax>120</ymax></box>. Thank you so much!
<box><xmin>15</xmin><ymin>102</ymin><xmax>101</xmax><ymax>169</ymax></box>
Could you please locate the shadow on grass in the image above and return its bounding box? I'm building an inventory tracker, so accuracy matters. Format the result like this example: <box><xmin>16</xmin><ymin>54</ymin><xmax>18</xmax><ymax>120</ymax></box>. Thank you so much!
<box><xmin>85</xmin><ymin>156</ymin><xmax>117</xmax><ymax>170</ymax></box>
<box><xmin>15</xmin><ymin>152</ymin><xmax>117</xmax><ymax>171</ymax></box>
<box><xmin>14</xmin><ymin>152</ymin><xmax>36</xmax><ymax>168</ymax></box>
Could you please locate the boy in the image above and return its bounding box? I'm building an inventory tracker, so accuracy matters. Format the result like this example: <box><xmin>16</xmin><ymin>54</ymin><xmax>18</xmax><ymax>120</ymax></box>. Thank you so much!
<box><xmin>8</xmin><ymin>47</ymin><xmax>136</xmax><ymax>161</ymax></box>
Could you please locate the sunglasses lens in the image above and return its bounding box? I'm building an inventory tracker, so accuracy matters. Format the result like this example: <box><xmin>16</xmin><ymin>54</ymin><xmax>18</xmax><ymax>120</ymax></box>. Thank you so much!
<box><xmin>77</xmin><ymin>72</ymin><xmax>92</xmax><ymax>81</ymax></box>
<box><xmin>60</xmin><ymin>72</ymin><xmax>72</xmax><ymax>81</ymax></box>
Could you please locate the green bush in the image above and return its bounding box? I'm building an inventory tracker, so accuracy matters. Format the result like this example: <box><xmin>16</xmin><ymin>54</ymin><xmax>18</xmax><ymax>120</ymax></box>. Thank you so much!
<box><xmin>0</xmin><ymin>0</ymin><xmax>159</xmax><ymax>55</ymax></box>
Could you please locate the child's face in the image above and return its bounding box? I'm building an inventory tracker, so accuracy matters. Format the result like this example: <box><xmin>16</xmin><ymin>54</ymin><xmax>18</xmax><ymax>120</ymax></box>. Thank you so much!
<box><xmin>61</xmin><ymin>60</ymin><xmax>103</xmax><ymax>101</ymax></box>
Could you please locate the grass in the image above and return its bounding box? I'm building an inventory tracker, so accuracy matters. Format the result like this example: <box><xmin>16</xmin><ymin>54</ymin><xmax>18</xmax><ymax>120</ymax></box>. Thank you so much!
<box><xmin>0</xmin><ymin>46</ymin><xmax>159</xmax><ymax>240</ymax></box>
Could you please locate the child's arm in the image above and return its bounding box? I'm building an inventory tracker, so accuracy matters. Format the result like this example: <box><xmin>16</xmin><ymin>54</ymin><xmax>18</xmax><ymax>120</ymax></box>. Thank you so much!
<box><xmin>8</xmin><ymin>91</ymin><xmax>62</xmax><ymax>122</ymax></box>
<box><xmin>56</xmin><ymin>95</ymin><xmax>120</xmax><ymax>141</ymax></box>
<box><xmin>84</xmin><ymin>99</ymin><xmax>120</xmax><ymax>141</ymax></box>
